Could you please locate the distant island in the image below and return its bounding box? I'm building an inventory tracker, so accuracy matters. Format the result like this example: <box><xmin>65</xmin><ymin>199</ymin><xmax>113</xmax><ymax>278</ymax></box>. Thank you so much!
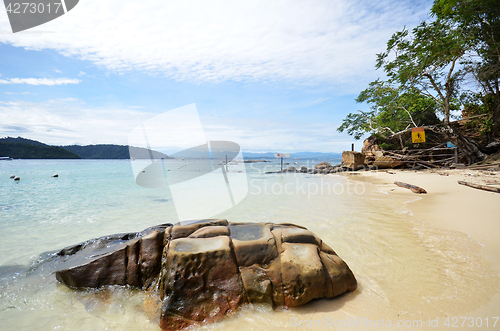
<box><xmin>0</xmin><ymin>137</ymin><xmax>172</xmax><ymax>160</ymax></box>
<box><xmin>242</xmin><ymin>152</ymin><xmax>342</xmax><ymax>159</ymax></box>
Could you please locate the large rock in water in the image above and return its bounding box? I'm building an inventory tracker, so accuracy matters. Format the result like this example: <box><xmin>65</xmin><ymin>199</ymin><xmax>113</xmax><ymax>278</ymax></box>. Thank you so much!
<box><xmin>55</xmin><ymin>220</ymin><xmax>357</xmax><ymax>331</ymax></box>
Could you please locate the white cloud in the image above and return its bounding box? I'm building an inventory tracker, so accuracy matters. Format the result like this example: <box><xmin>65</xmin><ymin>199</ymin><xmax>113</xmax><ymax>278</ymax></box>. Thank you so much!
<box><xmin>0</xmin><ymin>78</ymin><xmax>81</xmax><ymax>85</ymax></box>
<box><xmin>0</xmin><ymin>0</ymin><xmax>432</xmax><ymax>91</ymax></box>
<box><xmin>0</xmin><ymin>99</ymin><xmax>355</xmax><ymax>152</ymax></box>
<box><xmin>55</xmin><ymin>69</ymin><xmax>62</xmax><ymax>73</ymax></box>
<box><xmin>0</xmin><ymin>98</ymin><xmax>153</xmax><ymax>145</ymax></box>
<box><xmin>201</xmin><ymin>116</ymin><xmax>354</xmax><ymax>153</ymax></box>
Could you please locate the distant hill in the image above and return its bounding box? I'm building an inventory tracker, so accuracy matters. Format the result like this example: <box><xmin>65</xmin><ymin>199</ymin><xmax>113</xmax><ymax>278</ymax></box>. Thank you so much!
<box><xmin>0</xmin><ymin>138</ymin><xmax>81</xmax><ymax>159</ymax></box>
<box><xmin>63</xmin><ymin>144</ymin><xmax>172</xmax><ymax>159</ymax></box>
<box><xmin>0</xmin><ymin>137</ymin><xmax>172</xmax><ymax>159</ymax></box>
<box><xmin>243</xmin><ymin>151</ymin><xmax>343</xmax><ymax>159</ymax></box>
<box><xmin>0</xmin><ymin>136</ymin><xmax>47</xmax><ymax>147</ymax></box>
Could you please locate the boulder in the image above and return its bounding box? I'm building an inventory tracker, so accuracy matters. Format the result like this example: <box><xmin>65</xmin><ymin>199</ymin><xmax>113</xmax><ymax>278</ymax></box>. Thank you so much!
<box><xmin>159</xmin><ymin>236</ymin><xmax>246</xmax><ymax>331</ymax></box>
<box><xmin>341</xmin><ymin>151</ymin><xmax>366</xmax><ymax>170</ymax></box>
<box><xmin>373</xmin><ymin>156</ymin><xmax>405</xmax><ymax>169</ymax></box>
<box><xmin>55</xmin><ymin>221</ymin><xmax>357</xmax><ymax>331</ymax></box>
<box><xmin>315</xmin><ymin>162</ymin><xmax>332</xmax><ymax>170</ymax></box>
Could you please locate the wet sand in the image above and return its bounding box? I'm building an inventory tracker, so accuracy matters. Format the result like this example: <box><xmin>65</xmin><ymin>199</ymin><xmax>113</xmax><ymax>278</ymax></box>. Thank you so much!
<box><xmin>342</xmin><ymin>168</ymin><xmax>500</xmax><ymax>329</ymax></box>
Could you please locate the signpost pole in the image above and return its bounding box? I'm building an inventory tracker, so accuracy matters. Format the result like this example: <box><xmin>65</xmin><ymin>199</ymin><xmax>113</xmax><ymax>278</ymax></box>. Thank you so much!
<box><xmin>274</xmin><ymin>153</ymin><xmax>290</xmax><ymax>172</ymax></box>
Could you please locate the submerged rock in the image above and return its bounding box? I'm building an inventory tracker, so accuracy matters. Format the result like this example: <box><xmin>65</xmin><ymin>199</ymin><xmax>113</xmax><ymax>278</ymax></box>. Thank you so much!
<box><xmin>55</xmin><ymin>220</ymin><xmax>357</xmax><ymax>331</ymax></box>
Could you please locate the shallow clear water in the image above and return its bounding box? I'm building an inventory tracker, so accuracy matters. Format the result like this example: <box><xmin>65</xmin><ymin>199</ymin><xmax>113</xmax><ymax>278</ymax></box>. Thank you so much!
<box><xmin>0</xmin><ymin>159</ymin><xmax>498</xmax><ymax>330</ymax></box>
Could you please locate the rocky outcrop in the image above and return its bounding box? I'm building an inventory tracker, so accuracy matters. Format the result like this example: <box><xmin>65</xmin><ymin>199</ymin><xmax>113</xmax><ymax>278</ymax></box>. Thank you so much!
<box><xmin>362</xmin><ymin>135</ymin><xmax>383</xmax><ymax>157</ymax></box>
<box><xmin>372</xmin><ymin>156</ymin><xmax>405</xmax><ymax>169</ymax></box>
<box><xmin>315</xmin><ymin>161</ymin><xmax>333</xmax><ymax>171</ymax></box>
<box><xmin>341</xmin><ymin>151</ymin><xmax>366</xmax><ymax>170</ymax></box>
<box><xmin>55</xmin><ymin>220</ymin><xmax>357</xmax><ymax>331</ymax></box>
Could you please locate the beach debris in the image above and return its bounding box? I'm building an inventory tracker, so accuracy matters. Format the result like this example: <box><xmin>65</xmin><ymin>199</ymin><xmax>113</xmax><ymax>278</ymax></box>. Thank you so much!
<box><xmin>55</xmin><ymin>220</ymin><xmax>357</xmax><ymax>331</ymax></box>
<box><xmin>458</xmin><ymin>180</ymin><xmax>500</xmax><ymax>193</ymax></box>
<box><xmin>13</xmin><ymin>176</ymin><xmax>20</xmax><ymax>181</ymax></box>
<box><xmin>10</xmin><ymin>174</ymin><xmax>15</xmax><ymax>178</ymax></box>
<box><xmin>394</xmin><ymin>181</ymin><xmax>427</xmax><ymax>194</ymax></box>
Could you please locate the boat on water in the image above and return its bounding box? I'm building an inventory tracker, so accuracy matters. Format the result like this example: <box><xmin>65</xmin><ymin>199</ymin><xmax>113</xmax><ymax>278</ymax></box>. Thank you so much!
<box><xmin>0</xmin><ymin>156</ymin><xmax>13</xmax><ymax>160</ymax></box>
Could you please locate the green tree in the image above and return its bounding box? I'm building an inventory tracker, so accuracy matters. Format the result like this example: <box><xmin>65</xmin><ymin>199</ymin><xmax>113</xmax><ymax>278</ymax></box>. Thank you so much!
<box><xmin>432</xmin><ymin>0</ymin><xmax>500</xmax><ymax>138</ymax></box>
<box><xmin>376</xmin><ymin>19</ymin><xmax>469</xmax><ymax>125</ymax></box>
<box><xmin>337</xmin><ymin>80</ymin><xmax>440</xmax><ymax>147</ymax></box>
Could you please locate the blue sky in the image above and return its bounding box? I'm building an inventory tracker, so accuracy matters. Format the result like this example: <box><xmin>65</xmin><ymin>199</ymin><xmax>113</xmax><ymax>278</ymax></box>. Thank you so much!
<box><xmin>0</xmin><ymin>0</ymin><xmax>433</xmax><ymax>153</ymax></box>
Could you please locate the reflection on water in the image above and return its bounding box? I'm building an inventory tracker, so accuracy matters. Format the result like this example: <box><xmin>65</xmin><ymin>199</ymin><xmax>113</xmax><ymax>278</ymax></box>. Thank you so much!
<box><xmin>0</xmin><ymin>160</ymin><xmax>498</xmax><ymax>330</ymax></box>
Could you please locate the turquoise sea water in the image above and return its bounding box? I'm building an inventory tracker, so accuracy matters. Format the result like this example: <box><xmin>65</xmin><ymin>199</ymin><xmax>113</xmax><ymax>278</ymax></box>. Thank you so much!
<box><xmin>0</xmin><ymin>159</ymin><xmax>498</xmax><ymax>330</ymax></box>
<box><xmin>0</xmin><ymin>158</ymin><xmax>340</xmax><ymax>266</ymax></box>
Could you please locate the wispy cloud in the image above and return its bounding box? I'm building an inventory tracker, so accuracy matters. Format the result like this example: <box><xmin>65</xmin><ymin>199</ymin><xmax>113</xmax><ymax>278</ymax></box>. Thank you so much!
<box><xmin>0</xmin><ymin>98</ymin><xmax>152</xmax><ymax>145</ymax></box>
<box><xmin>0</xmin><ymin>78</ymin><xmax>81</xmax><ymax>85</ymax></box>
<box><xmin>0</xmin><ymin>0</ymin><xmax>432</xmax><ymax>91</ymax></box>
<box><xmin>0</xmin><ymin>99</ymin><xmax>353</xmax><ymax>151</ymax></box>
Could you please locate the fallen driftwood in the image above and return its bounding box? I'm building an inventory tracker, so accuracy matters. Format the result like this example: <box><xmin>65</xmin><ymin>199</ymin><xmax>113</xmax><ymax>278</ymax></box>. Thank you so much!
<box><xmin>394</xmin><ymin>181</ymin><xmax>427</xmax><ymax>194</ymax></box>
<box><xmin>458</xmin><ymin>180</ymin><xmax>500</xmax><ymax>193</ymax></box>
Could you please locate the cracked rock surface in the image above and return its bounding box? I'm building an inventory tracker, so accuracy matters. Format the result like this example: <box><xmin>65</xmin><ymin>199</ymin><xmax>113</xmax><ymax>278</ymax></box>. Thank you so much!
<box><xmin>55</xmin><ymin>220</ymin><xmax>357</xmax><ymax>331</ymax></box>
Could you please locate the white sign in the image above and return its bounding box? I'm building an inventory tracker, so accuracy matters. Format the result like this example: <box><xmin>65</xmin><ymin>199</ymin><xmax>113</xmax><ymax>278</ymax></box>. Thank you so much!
<box><xmin>274</xmin><ymin>153</ymin><xmax>290</xmax><ymax>158</ymax></box>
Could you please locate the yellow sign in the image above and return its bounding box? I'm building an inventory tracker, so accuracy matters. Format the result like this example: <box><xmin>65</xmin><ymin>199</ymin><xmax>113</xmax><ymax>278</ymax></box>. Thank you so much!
<box><xmin>412</xmin><ymin>127</ymin><xmax>426</xmax><ymax>143</ymax></box>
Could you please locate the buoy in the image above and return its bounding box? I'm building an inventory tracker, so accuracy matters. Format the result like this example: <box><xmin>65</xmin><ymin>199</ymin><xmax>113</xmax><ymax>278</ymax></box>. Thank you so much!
<box><xmin>10</xmin><ymin>175</ymin><xmax>15</xmax><ymax>178</ymax></box>
<box><xmin>14</xmin><ymin>176</ymin><xmax>20</xmax><ymax>181</ymax></box>
<box><xmin>52</xmin><ymin>174</ymin><xmax>59</xmax><ymax>178</ymax></box>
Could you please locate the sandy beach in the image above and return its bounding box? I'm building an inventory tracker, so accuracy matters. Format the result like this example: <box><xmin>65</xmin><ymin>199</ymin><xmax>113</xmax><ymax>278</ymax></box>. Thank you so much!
<box><xmin>345</xmin><ymin>168</ymin><xmax>500</xmax><ymax>327</ymax></box>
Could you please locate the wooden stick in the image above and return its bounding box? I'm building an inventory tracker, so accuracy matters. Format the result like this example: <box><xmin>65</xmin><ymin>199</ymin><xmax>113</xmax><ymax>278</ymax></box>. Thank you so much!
<box><xmin>458</xmin><ymin>180</ymin><xmax>500</xmax><ymax>193</ymax></box>
<box><xmin>394</xmin><ymin>181</ymin><xmax>427</xmax><ymax>194</ymax></box>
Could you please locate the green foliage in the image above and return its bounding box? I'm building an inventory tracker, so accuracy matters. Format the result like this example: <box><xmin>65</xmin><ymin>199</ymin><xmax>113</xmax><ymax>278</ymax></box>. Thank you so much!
<box><xmin>337</xmin><ymin>80</ymin><xmax>440</xmax><ymax>140</ymax></box>
<box><xmin>376</xmin><ymin>19</ymin><xmax>471</xmax><ymax>124</ymax></box>
<box><xmin>336</xmin><ymin>112</ymin><xmax>371</xmax><ymax>140</ymax></box>
<box><xmin>432</xmin><ymin>0</ymin><xmax>500</xmax><ymax>137</ymax></box>
<box><xmin>0</xmin><ymin>141</ymin><xmax>81</xmax><ymax>159</ymax></box>
<box><xmin>63</xmin><ymin>145</ymin><xmax>171</xmax><ymax>159</ymax></box>
<box><xmin>63</xmin><ymin>144</ymin><xmax>131</xmax><ymax>159</ymax></box>
<box><xmin>462</xmin><ymin>92</ymin><xmax>495</xmax><ymax>136</ymax></box>
<box><xmin>0</xmin><ymin>137</ymin><xmax>171</xmax><ymax>159</ymax></box>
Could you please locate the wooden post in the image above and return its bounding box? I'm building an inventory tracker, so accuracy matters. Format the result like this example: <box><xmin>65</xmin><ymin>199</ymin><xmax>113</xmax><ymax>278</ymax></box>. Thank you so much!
<box><xmin>281</xmin><ymin>157</ymin><xmax>283</xmax><ymax>171</ymax></box>
<box><xmin>352</xmin><ymin>143</ymin><xmax>354</xmax><ymax>151</ymax></box>
<box><xmin>454</xmin><ymin>147</ymin><xmax>458</xmax><ymax>164</ymax></box>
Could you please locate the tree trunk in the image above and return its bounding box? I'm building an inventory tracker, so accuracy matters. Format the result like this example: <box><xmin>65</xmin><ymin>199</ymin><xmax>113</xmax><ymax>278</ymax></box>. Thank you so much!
<box><xmin>491</xmin><ymin>93</ymin><xmax>500</xmax><ymax>139</ymax></box>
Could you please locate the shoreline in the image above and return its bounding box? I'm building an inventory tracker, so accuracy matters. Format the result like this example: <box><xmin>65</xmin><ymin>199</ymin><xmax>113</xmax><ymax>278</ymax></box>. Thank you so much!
<box><xmin>342</xmin><ymin>168</ymin><xmax>500</xmax><ymax>321</ymax></box>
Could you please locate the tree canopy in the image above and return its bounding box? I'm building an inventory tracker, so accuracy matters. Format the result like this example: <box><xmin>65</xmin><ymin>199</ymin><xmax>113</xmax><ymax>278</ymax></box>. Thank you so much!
<box><xmin>338</xmin><ymin>0</ymin><xmax>499</xmax><ymax>162</ymax></box>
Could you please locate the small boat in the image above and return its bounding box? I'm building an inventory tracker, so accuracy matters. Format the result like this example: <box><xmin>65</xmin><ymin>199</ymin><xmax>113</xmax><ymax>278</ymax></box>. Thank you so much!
<box><xmin>0</xmin><ymin>156</ymin><xmax>13</xmax><ymax>161</ymax></box>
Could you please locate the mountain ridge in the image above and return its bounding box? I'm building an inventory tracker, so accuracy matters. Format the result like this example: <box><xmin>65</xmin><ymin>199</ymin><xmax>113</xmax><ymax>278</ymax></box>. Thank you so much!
<box><xmin>0</xmin><ymin>137</ymin><xmax>172</xmax><ymax>159</ymax></box>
